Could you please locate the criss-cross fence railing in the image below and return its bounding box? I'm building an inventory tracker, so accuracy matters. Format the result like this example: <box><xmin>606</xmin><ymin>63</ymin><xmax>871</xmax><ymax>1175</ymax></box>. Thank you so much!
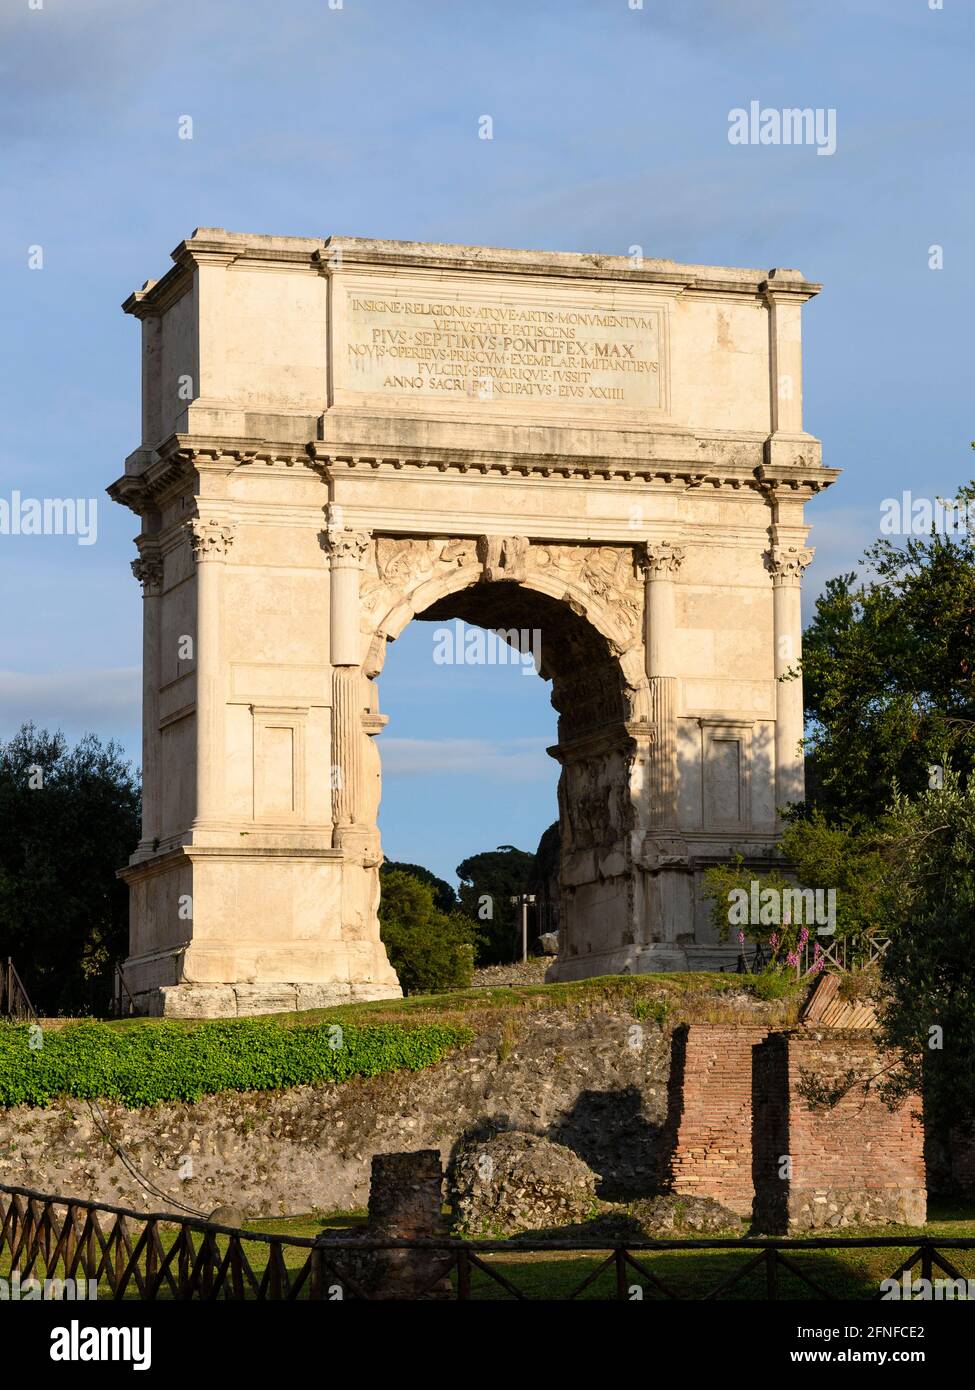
<box><xmin>2</xmin><ymin>1183</ymin><xmax>975</xmax><ymax>1301</ymax></box>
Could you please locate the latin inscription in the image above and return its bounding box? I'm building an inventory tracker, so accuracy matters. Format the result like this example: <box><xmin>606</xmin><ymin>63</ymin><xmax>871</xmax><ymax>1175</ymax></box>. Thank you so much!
<box><xmin>343</xmin><ymin>291</ymin><xmax>662</xmax><ymax>408</ymax></box>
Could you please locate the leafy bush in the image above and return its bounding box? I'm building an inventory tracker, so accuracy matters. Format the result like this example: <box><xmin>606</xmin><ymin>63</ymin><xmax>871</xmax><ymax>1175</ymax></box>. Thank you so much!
<box><xmin>380</xmin><ymin>870</ymin><xmax>478</xmax><ymax>994</ymax></box>
<box><xmin>0</xmin><ymin>1017</ymin><xmax>472</xmax><ymax>1108</ymax></box>
<box><xmin>743</xmin><ymin>968</ymin><xmax>804</xmax><ymax>1002</ymax></box>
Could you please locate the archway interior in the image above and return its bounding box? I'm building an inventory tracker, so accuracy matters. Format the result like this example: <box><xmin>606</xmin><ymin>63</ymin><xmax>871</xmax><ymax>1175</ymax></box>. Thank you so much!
<box><xmin>420</xmin><ymin>581</ymin><xmax>627</xmax><ymax>743</ymax></box>
<box><xmin>394</xmin><ymin>577</ymin><xmax>638</xmax><ymax>956</ymax></box>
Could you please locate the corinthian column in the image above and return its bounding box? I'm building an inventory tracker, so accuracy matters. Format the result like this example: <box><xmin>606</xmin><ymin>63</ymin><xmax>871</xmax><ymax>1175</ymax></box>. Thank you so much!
<box><xmin>131</xmin><ymin>539</ymin><xmax>163</xmax><ymax>853</ymax></box>
<box><xmin>321</xmin><ymin>525</ymin><xmax>370</xmax><ymax>840</ymax></box>
<box><xmin>768</xmin><ymin>543</ymin><xmax>813</xmax><ymax>814</ymax></box>
<box><xmin>642</xmin><ymin>541</ymin><xmax>685</xmax><ymax>827</ymax></box>
<box><xmin>187</xmin><ymin>517</ymin><xmax>235</xmax><ymax>828</ymax></box>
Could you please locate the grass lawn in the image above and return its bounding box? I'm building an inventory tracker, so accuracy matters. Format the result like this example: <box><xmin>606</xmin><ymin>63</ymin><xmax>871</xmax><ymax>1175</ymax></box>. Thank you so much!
<box><xmin>39</xmin><ymin>969</ymin><xmax>804</xmax><ymax>1036</ymax></box>
<box><xmin>249</xmin><ymin>1200</ymin><xmax>975</xmax><ymax>1301</ymax></box>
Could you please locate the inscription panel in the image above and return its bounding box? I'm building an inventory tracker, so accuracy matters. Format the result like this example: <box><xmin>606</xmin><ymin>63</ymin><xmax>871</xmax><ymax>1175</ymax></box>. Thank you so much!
<box><xmin>332</xmin><ymin>274</ymin><xmax>669</xmax><ymax>418</ymax></box>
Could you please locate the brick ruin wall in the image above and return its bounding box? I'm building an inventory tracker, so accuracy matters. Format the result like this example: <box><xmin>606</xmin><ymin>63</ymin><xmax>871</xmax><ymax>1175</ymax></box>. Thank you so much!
<box><xmin>669</xmin><ymin>1025</ymin><xmax>926</xmax><ymax>1232</ymax></box>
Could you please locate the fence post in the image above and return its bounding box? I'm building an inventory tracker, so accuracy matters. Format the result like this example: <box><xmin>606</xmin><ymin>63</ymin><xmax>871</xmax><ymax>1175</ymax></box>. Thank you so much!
<box><xmin>457</xmin><ymin>1247</ymin><xmax>471</xmax><ymax>1301</ymax></box>
<box><xmin>615</xmin><ymin>1248</ymin><xmax>628</xmax><ymax>1300</ymax></box>
<box><xmin>765</xmin><ymin>1247</ymin><xmax>779</xmax><ymax>1299</ymax></box>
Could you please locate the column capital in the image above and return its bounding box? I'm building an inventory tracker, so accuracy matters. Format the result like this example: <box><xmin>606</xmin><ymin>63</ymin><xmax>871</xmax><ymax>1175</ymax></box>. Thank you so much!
<box><xmin>767</xmin><ymin>544</ymin><xmax>814</xmax><ymax>586</ymax></box>
<box><xmin>641</xmin><ymin>540</ymin><xmax>685</xmax><ymax>579</ymax></box>
<box><xmin>131</xmin><ymin>540</ymin><xmax>163</xmax><ymax>594</ymax></box>
<box><xmin>320</xmin><ymin>527</ymin><xmax>370</xmax><ymax>567</ymax></box>
<box><xmin>187</xmin><ymin>517</ymin><xmax>235</xmax><ymax>561</ymax></box>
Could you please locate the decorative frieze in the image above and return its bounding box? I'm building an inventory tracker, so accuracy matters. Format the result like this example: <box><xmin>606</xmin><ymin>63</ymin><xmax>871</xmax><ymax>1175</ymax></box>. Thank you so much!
<box><xmin>476</xmin><ymin>535</ymin><xmax>528</xmax><ymax>582</ymax></box>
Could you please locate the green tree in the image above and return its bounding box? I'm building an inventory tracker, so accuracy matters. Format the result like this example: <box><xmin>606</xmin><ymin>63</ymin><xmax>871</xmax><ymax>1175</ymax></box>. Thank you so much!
<box><xmin>873</xmin><ymin>772</ymin><xmax>975</xmax><ymax>1129</ymax></box>
<box><xmin>456</xmin><ymin>844</ymin><xmax>535</xmax><ymax>964</ymax></box>
<box><xmin>379</xmin><ymin>859</ymin><xmax>456</xmax><ymax>913</ymax></box>
<box><xmin>379</xmin><ymin>870</ymin><xmax>477</xmax><ymax>994</ymax></box>
<box><xmin>0</xmin><ymin>724</ymin><xmax>141</xmax><ymax>1015</ymax></box>
<box><xmin>779</xmin><ymin>812</ymin><xmax>903</xmax><ymax>949</ymax></box>
<box><xmin>801</xmin><ymin>479</ymin><xmax>975</xmax><ymax>819</ymax></box>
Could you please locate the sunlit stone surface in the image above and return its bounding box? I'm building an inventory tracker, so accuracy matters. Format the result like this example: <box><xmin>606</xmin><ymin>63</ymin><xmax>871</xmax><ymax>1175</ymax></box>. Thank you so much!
<box><xmin>109</xmin><ymin>230</ymin><xmax>837</xmax><ymax>1015</ymax></box>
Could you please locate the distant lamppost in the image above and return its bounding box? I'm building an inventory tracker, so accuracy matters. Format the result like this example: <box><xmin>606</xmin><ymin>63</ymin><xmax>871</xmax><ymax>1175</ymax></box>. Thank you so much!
<box><xmin>509</xmin><ymin>893</ymin><xmax>537</xmax><ymax>963</ymax></box>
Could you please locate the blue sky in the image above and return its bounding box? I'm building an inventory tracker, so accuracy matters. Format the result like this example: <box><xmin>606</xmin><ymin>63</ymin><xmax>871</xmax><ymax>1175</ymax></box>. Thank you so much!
<box><xmin>1</xmin><ymin>0</ymin><xmax>972</xmax><ymax>883</ymax></box>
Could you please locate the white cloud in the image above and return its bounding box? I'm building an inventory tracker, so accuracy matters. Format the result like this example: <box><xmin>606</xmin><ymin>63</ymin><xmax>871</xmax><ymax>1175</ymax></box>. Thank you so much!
<box><xmin>381</xmin><ymin>736</ymin><xmax>553</xmax><ymax>783</ymax></box>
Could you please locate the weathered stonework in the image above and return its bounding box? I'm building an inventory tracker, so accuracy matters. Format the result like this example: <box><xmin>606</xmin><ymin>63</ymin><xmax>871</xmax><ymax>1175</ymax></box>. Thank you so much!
<box><xmin>0</xmin><ymin>1009</ymin><xmax>924</xmax><ymax>1234</ymax></box>
<box><xmin>108</xmin><ymin>230</ymin><xmax>838</xmax><ymax>1013</ymax></box>
<box><xmin>449</xmin><ymin>1130</ymin><xmax>599</xmax><ymax>1237</ymax></box>
<box><xmin>320</xmin><ymin>1150</ymin><xmax>452</xmax><ymax>1300</ymax></box>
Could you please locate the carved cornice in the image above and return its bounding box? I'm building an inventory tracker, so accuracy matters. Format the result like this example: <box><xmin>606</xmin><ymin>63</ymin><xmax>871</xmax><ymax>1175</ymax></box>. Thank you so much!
<box><xmin>767</xmin><ymin>544</ymin><xmax>814</xmax><ymax>585</ymax></box>
<box><xmin>107</xmin><ymin>435</ymin><xmax>316</xmax><ymax>516</ymax></box>
<box><xmin>106</xmin><ymin>434</ymin><xmax>840</xmax><ymax>520</ymax></box>
<box><xmin>311</xmin><ymin>440</ymin><xmax>838</xmax><ymax>497</ymax></box>
<box><xmin>756</xmin><ymin>459</ymin><xmax>841</xmax><ymax>498</ymax></box>
<box><xmin>313</xmin><ymin>443</ymin><xmax>766</xmax><ymax>489</ymax></box>
<box><xmin>126</xmin><ymin>228</ymin><xmax>821</xmax><ymax>306</ymax></box>
<box><xmin>187</xmin><ymin>517</ymin><xmax>235</xmax><ymax>560</ymax></box>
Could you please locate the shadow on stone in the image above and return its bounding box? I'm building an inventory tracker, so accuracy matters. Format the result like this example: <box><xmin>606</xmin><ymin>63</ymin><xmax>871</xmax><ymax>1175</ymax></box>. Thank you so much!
<box><xmin>547</xmin><ymin>1086</ymin><xmax>669</xmax><ymax>1200</ymax></box>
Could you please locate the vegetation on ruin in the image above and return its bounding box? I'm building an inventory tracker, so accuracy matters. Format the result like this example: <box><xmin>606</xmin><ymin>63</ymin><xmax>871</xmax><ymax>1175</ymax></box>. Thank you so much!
<box><xmin>0</xmin><ymin>1017</ymin><xmax>472</xmax><ymax>1109</ymax></box>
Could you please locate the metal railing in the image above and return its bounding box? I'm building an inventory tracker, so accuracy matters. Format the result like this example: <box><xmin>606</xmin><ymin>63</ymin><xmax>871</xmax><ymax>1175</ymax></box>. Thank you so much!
<box><xmin>3</xmin><ymin>1183</ymin><xmax>975</xmax><ymax>1300</ymax></box>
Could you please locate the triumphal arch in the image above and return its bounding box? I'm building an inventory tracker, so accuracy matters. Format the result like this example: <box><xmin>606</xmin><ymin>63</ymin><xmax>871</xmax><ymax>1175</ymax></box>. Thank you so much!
<box><xmin>109</xmin><ymin>228</ymin><xmax>837</xmax><ymax>1016</ymax></box>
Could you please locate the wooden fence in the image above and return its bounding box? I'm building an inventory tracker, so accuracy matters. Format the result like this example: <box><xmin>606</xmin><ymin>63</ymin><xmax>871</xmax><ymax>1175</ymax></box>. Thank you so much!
<box><xmin>0</xmin><ymin>959</ymin><xmax>35</xmax><ymax>1021</ymax></box>
<box><xmin>3</xmin><ymin>1183</ymin><xmax>975</xmax><ymax>1300</ymax></box>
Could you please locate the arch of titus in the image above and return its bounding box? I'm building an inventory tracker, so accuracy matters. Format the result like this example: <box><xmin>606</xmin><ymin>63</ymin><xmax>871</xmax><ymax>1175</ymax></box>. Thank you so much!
<box><xmin>109</xmin><ymin>228</ymin><xmax>837</xmax><ymax>1017</ymax></box>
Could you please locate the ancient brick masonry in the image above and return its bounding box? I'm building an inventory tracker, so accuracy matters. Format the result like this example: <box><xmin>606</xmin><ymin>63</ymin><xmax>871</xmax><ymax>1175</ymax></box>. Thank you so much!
<box><xmin>668</xmin><ymin>1025</ymin><xmax>925</xmax><ymax>1233</ymax></box>
<box><xmin>753</xmin><ymin>1033</ymin><xmax>926</xmax><ymax>1233</ymax></box>
<box><xmin>666</xmin><ymin>1025</ymin><xmax>771</xmax><ymax>1216</ymax></box>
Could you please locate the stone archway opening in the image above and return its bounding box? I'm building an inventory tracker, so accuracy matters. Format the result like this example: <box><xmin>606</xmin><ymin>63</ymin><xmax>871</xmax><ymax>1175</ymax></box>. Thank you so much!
<box><xmin>376</xmin><ymin>572</ymin><xmax>646</xmax><ymax>973</ymax></box>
